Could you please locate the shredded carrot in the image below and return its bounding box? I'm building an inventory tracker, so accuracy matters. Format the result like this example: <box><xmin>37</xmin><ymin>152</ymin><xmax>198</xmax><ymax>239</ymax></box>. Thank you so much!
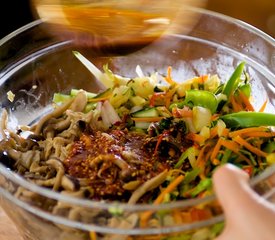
<box><xmin>198</xmin><ymin>75</ymin><xmax>209</xmax><ymax>84</ymax></box>
<box><xmin>259</xmin><ymin>99</ymin><xmax>268</xmax><ymax>112</ymax></box>
<box><xmin>211</xmin><ymin>114</ymin><xmax>220</xmax><ymax>121</ymax></box>
<box><xmin>219</xmin><ymin>139</ymin><xmax>239</xmax><ymax>152</ymax></box>
<box><xmin>230</xmin><ymin>95</ymin><xmax>243</xmax><ymax>112</ymax></box>
<box><xmin>196</xmin><ymin>144</ymin><xmax>210</xmax><ymax>179</ymax></box>
<box><xmin>233</xmin><ymin>136</ymin><xmax>268</xmax><ymax>157</ymax></box>
<box><xmin>154</xmin><ymin>175</ymin><xmax>184</xmax><ymax>204</ymax></box>
<box><xmin>164</xmin><ymin>66</ymin><xmax>176</xmax><ymax>85</ymax></box>
<box><xmin>140</xmin><ymin>175</ymin><xmax>184</xmax><ymax>227</ymax></box>
<box><xmin>210</xmin><ymin>138</ymin><xmax>223</xmax><ymax>162</ymax></box>
<box><xmin>222</xmin><ymin>128</ymin><xmax>230</xmax><ymax>137</ymax></box>
<box><xmin>205</xmin><ymin>149</ymin><xmax>213</xmax><ymax>164</ymax></box>
<box><xmin>212</xmin><ymin>158</ymin><xmax>221</xmax><ymax>165</ymax></box>
<box><xmin>154</xmin><ymin>133</ymin><xmax>165</xmax><ymax>156</ymax></box>
<box><xmin>241</xmin><ymin>131</ymin><xmax>275</xmax><ymax>138</ymax></box>
<box><xmin>219</xmin><ymin>139</ymin><xmax>252</xmax><ymax>165</ymax></box>
<box><xmin>229</xmin><ymin>127</ymin><xmax>268</xmax><ymax>138</ymax></box>
<box><xmin>212</xmin><ymin>127</ymin><xmax>229</xmax><ymax>138</ymax></box>
<box><xmin>210</xmin><ymin>126</ymin><xmax>218</xmax><ymax>138</ymax></box>
<box><xmin>186</xmin><ymin>132</ymin><xmax>205</xmax><ymax>145</ymax></box>
<box><xmin>210</xmin><ymin>138</ymin><xmax>254</xmax><ymax>165</ymax></box>
<box><xmin>164</xmin><ymin>88</ymin><xmax>176</xmax><ymax>109</ymax></box>
<box><xmin>131</xmin><ymin>117</ymin><xmax>165</xmax><ymax>122</ymax></box>
<box><xmin>238</xmin><ymin>91</ymin><xmax>255</xmax><ymax>111</ymax></box>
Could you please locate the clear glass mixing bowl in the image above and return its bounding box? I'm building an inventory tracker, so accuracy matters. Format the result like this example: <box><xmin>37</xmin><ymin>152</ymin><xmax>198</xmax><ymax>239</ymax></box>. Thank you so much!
<box><xmin>0</xmin><ymin>7</ymin><xmax>274</xmax><ymax>240</ymax></box>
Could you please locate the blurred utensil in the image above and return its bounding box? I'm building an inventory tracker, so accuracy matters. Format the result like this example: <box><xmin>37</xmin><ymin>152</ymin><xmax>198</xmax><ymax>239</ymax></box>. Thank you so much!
<box><xmin>31</xmin><ymin>0</ymin><xmax>206</xmax><ymax>52</ymax></box>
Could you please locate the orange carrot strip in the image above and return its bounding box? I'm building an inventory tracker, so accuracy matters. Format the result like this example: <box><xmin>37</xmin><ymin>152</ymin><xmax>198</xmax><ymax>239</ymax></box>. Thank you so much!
<box><xmin>140</xmin><ymin>175</ymin><xmax>184</xmax><ymax>227</ymax></box>
<box><xmin>233</xmin><ymin>136</ymin><xmax>268</xmax><ymax>157</ymax></box>
<box><xmin>154</xmin><ymin>175</ymin><xmax>184</xmax><ymax>204</ymax></box>
<box><xmin>259</xmin><ymin>99</ymin><xmax>268</xmax><ymax>112</ymax></box>
<box><xmin>197</xmin><ymin>144</ymin><xmax>211</xmax><ymax>179</ymax></box>
<box><xmin>186</xmin><ymin>133</ymin><xmax>205</xmax><ymax>145</ymax></box>
<box><xmin>211</xmin><ymin>114</ymin><xmax>220</xmax><ymax>121</ymax></box>
<box><xmin>230</xmin><ymin>95</ymin><xmax>243</xmax><ymax>112</ymax></box>
<box><xmin>198</xmin><ymin>75</ymin><xmax>209</xmax><ymax>84</ymax></box>
<box><xmin>222</xmin><ymin>128</ymin><xmax>230</xmax><ymax>137</ymax></box>
<box><xmin>154</xmin><ymin>133</ymin><xmax>165</xmax><ymax>156</ymax></box>
<box><xmin>229</xmin><ymin>127</ymin><xmax>267</xmax><ymax>138</ymax></box>
<box><xmin>164</xmin><ymin>88</ymin><xmax>176</xmax><ymax>109</ymax></box>
<box><xmin>220</xmin><ymin>139</ymin><xmax>239</xmax><ymax>151</ymax></box>
<box><xmin>205</xmin><ymin>149</ymin><xmax>213</xmax><ymax>163</ymax></box>
<box><xmin>210</xmin><ymin>126</ymin><xmax>218</xmax><ymax>138</ymax></box>
<box><xmin>219</xmin><ymin>139</ymin><xmax>252</xmax><ymax>165</ymax></box>
<box><xmin>241</xmin><ymin>131</ymin><xmax>275</xmax><ymax>138</ymax></box>
<box><xmin>210</xmin><ymin>138</ymin><xmax>222</xmax><ymax>162</ymax></box>
<box><xmin>238</xmin><ymin>91</ymin><xmax>255</xmax><ymax>111</ymax></box>
<box><xmin>164</xmin><ymin>66</ymin><xmax>176</xmax><ymax>85</ymax></box>
<box><xmin>197</xmin><ymin>145</ymin><xmax>207</xmax><ymax>168</ymax></box>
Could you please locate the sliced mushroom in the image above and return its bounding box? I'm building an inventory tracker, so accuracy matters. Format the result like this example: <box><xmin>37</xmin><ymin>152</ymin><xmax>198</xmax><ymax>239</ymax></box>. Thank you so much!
<box><xmin>69</xmin><ymin>90</ymin><xmax>87</xmax><ymax>112</ymax></box>
<box><xmin>46</xmin><ymin>158</ymin><xmax>65</xmax><ymax>191</ymax></box>
<box><xmin>7</xmin><ymin>149</ymin><xmax>41</xmax><ymax>170</ymax></box>
<box><xmin>33</xmin><ymin>98</ymin><xmax>74</xmax><ymax>135</ymax></box>
<box><xmin>61</xmin><ymin>175</ymin><xmax>80</xmax><ymax>191</ymax></box>
<box><xmin>128</xmin><ymin>169</ymin><xmax>168</xmax><ymax>204</ymax></box>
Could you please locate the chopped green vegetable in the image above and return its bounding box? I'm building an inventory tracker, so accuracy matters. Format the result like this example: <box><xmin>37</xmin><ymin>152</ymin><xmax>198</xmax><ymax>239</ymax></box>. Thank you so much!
<box><xmin>221</xmin><ymin>112</ymin><xmax>275</xmax><ymax>128</ymax></box>
<box><xmin>222</xmin><ymin>61</ymin><xmax>246</xmax><ymax>98</ymax></box>
<box><xmin>184</xmin><ymin>90</ymin><xmax>218</xmax><ymax>114</ymax></box>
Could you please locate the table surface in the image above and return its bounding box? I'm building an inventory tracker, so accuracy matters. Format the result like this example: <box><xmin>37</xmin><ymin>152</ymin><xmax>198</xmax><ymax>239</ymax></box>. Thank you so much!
<box><xmin>0</xmin><ymin>207</ymin><xmax>22</xmax><ymax>240</ymax></box>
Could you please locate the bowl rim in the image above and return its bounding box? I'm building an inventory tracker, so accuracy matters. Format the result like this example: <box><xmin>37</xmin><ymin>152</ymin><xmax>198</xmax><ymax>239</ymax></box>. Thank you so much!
<box><xmin>0</xmin><ymin>6</ymin><xmax>274</xmax><ymax>212</ymax></box>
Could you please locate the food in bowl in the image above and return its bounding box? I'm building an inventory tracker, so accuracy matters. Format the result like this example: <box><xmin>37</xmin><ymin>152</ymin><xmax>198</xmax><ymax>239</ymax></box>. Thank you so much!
<box><xmin>1</xmin><ymin>50</ymin><xmax>275</xmax><ymax>240</ymax></box>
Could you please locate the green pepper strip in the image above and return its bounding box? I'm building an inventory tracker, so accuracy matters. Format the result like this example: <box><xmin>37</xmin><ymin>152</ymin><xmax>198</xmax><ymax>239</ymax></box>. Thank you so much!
<box><xmin>222</xmin><ymin>61</ymin><xmax>246</xmax><ymax>98</ymax></box>
<box><xmin>238</xmin><ymin>83</ymin><xmax>251</xmax><ymax>97</ymax></box>
<box><xmin>170</xmin><ymin>90</ymin><xmax>218</xmax><ymax>114</ymax></box>
<box><xmin>184</xmin><ymin>90</ymin><xmax>218</xmax><ymax>114</ymax></box>
<box><xmin>189</xmin><ymin>178</ymin><xmax>212</xmax><ymax>197</ymax></box>
<box><xmin>221</xmin><ymin>112</ymin><xmax>275</xmax><ymax>128</ymax></box>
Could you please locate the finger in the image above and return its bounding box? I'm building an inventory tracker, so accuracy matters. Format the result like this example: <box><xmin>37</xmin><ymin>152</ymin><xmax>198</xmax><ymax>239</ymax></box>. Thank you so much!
<box><xmin>213</xmin><ymin>164</ymin><xmax>275</xmax><ymax>240</ymax></box>
<box><xmin>213</xmin><ymin>164</ymin><xmax>256</xmax><ymax>218</ymax></box>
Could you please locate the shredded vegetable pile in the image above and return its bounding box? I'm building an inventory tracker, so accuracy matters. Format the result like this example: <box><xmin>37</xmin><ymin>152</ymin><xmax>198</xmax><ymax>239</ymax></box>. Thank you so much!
<box><xmin>52</xmin><ymin>52</ymin><xmax>275</xmax><ymax>202</ymax></box>
<box><xmin>1</xmin><ymin>51</ymin><xmax>275</xmax><ymax>239</ymax></box>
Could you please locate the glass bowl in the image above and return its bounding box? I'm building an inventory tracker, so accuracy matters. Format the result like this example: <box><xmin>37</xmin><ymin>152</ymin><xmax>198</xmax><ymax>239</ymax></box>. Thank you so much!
<box><xmin>0</xmin><ymin>7</ymin><xmax>275</xmax><ymax>240</ymax></box>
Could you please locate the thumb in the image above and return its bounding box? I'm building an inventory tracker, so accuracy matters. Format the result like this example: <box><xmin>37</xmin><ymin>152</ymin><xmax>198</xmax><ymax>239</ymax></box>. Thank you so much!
<box><xmin>213</xmin><ymin>163</ymin><xmax>253</xmax><ymax>215</ymax></box>
<box><xmin>213</xmin><ymin>164</ymin><xmax>264</xmax><ymax>223</ymax></box>
<box><xmin>213</xmin><ymin>164</ymin><xmax>275</xmax><ymax>240</ymax></box>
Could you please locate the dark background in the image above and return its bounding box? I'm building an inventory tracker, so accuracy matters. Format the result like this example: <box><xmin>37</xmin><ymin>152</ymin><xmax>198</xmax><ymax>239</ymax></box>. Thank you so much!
<box><xmin>0</xmin><ymin>0</ymin><xmax>274</xmax><ymax>39</ymax></box>
<box><xmin>0</xmin><ymin>0</ymin><xmax>34</xmax><ymax>39</ymax></box>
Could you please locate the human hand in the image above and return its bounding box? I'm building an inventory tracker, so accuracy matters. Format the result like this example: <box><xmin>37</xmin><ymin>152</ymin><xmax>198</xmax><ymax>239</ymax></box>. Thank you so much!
<box><xmin>213</xmin><ymin>164</ymin><xmax>275</xmax><ymax>240</ymax></box>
